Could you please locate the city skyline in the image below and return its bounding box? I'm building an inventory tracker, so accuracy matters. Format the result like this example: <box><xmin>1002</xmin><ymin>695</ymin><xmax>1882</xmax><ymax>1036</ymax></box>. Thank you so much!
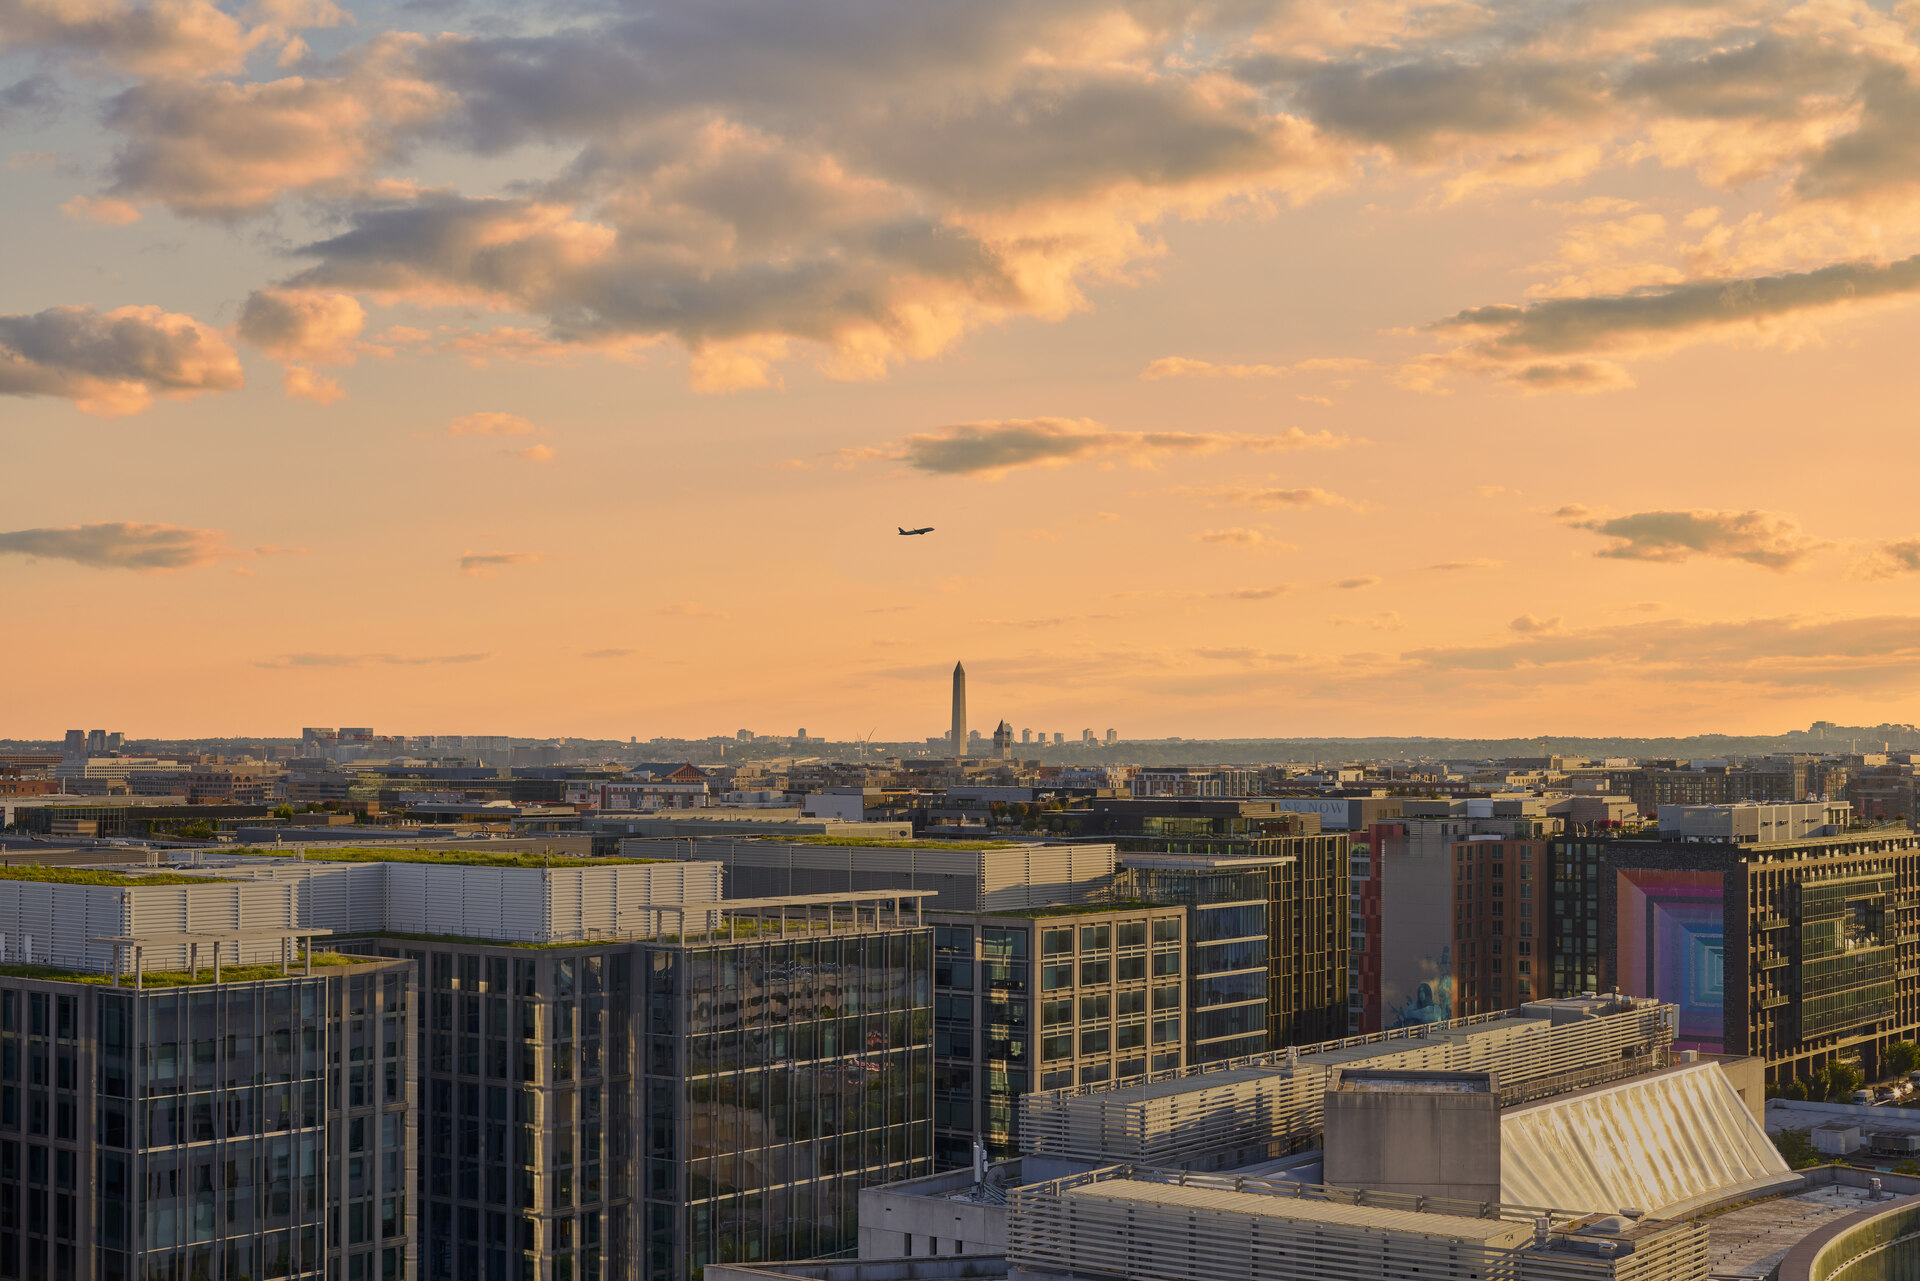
<box><xmin>11</xmin><ymin>2</ymin><xmax>1920</xmax><ymax>738</ymax></box>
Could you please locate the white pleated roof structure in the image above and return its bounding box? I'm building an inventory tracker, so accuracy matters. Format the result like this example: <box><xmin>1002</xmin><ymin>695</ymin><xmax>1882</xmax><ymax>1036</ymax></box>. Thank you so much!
<box><xmin>1501</xmin><ymin>1059</ymin><xmax>1798</xmax><ymax>1217</ymax></box>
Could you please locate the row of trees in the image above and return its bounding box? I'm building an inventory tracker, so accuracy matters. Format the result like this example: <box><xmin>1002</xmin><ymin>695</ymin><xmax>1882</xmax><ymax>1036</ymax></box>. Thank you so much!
<box><xmin>1767</xmin><ymin>1042</ymin><xmax>1920</xmax><ymax>1103</ymax></box>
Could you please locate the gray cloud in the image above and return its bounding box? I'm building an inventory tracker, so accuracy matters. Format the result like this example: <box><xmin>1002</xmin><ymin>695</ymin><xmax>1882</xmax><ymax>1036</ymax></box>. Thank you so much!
<box><xmin>1426</xmin><ymin>254</ymin><xmax>1920</xmax><ymax>386</ymax></box>
<box><xmin>1619</xmin><ymin>36</ymin><xmax>1863</xmax><ymax>123</ymax></box>
<box><xmin>882</xmin><ymin>419</ymin><xmax>1350</xmax><ymax>478</ymax></box>
<box><xmin>1798</xmin><ymin>66</ymin><xmax>1920</xmax><ymax>202</ymax></box>
<box><xmin>1563</xmin><ymin>509</ymin><xmax>1827</xmax><ymax>571</ymax></box>
<box><xmin>0</xmin><ymin>74</ymin><xmax>60</xmax><ymax>125</ymax></box>
<box><xmin>1852</xmin><ymin>539</ymin><xmax>1920</xmax><ymax>581</ymax></box>
<box><xmin>0</xmin><ymin>304</ymin><xmax>243</xmax><ymax>414</ymax></box>
<box><xmin>0</xmin><ymin>522</ymin><xmax>228</xmax><ymax>570</ymax></box>
<box><xmin>1282</xmin><ymin>57</ymin><xmax>1606</xmax><ymax>156</ymax></box>
<box><xmin>459</xmin><ymin>551</ymin><xmax>541</xmax><ymax>576</ymax></box>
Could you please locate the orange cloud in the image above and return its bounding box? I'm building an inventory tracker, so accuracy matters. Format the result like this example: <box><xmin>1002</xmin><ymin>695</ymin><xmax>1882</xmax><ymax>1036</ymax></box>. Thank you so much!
<box><xmin>448</xmin><ymin>412</ymin><xmax>540</xmax><ymax>437</ymax></box>
<box><xmin>60</xmin><ymin>195</ymin><xmax>141</xmax><ymax>225</ymax></box>
<box><xmin>0</xmin><ymin>304</ymin><xmax>242</xmax><ymax>414</ymax></box>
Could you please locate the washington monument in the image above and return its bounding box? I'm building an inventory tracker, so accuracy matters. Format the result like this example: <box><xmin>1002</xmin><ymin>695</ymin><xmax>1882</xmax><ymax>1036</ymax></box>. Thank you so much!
<box><xmin>950</xmin><ymin>661</ymin><xmax>967</xmax><ymax>759</ymax></box>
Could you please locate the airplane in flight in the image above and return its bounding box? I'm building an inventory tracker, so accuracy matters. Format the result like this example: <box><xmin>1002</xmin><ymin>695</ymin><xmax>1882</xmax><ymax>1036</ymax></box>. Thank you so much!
<box><xmin>897</xmin><ymin>526</ymin><xmax>935</xmax><ymax>536</ymax></box>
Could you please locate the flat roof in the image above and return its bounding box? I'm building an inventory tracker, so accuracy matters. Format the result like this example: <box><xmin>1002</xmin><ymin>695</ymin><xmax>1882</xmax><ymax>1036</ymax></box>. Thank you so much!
<box><xmin>1062</xmin><ymin>1178</ymin><xmax>1532</xmax><ymax>1244</ymax></box>
<box><xmin>1054</xmin><ymin>1065</ymin><xmax>1292</xmax><ymax>1106</ymax></box>
<box><xmin>1704</xmin><ymin>1185</ymin><xmax>1898</xmax><ymax>1280</ymax></box>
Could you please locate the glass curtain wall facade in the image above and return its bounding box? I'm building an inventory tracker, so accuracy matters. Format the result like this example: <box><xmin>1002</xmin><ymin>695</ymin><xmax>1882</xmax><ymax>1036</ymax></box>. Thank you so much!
<box><xmin>0</xmin><ymin>959</ymin><xmax>414</xmax><ymax>1281</ymax></box>
<box><xmin>1550</xmin><ymin>839</ymin><xmax>1604</xmax><ymax>998</ymax></box>
<box><xmin>1108</xmin><ymin>836</ymin><xmax>1352</xmax><ymax>1048</ymax></box>
<box><xmin>1119</xmin><ymin>865</ymin><xmax>1271</xmax><ymax>1062</ymax></box>
<box><xmin>653</xmin><ymin>931</ymin><xmax>932</xmax><ymax>1279</ymax></box>
<box><xmin>927</xmin><ymin>906</ymin><xmax>1188</xmax><ymax>1166</ymax></box>
<box><xmin>352</xmin><ymin>917</ymin><xmax>933</xmax><ymax>1281</ymax></box>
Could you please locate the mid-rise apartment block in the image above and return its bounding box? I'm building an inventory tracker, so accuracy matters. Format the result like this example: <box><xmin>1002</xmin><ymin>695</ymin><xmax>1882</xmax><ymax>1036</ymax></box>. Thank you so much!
<box><xmin>1595</xmin><ymin>811</ymin><xmax>1920</xmax><ymax>1082</ymax></box>
<box><xmin>1353</xmin><ymin>800</ymin><xmax>1560</xmax><ymax>1032</ymax></box>
<box><xmin>1081</xmin><ymin>800</ymin><xmax>1351</xmax><ymax>1046</ymax></box>
<box><xmin>927</xmin><ymin>902</ymin><xmax>1188</xmax><ymax>1164</ymax></box>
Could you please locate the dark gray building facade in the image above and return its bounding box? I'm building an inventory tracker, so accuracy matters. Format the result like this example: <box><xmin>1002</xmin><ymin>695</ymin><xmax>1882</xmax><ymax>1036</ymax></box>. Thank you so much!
<box><xmin>0</xmin><ymin>956</ymin><xmax>415</xmax><ymax>1281</ymax></box>
<box><xmin>345</xmin><ymin>895</ymin><xmax>933</xmax><ymax>1281</ymax></box>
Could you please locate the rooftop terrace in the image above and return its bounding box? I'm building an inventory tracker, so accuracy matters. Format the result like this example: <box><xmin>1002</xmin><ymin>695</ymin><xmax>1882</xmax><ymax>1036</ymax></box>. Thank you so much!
<box><xmin>0</xmin><ymin>949</ymin><xmax>373</xmax><ymax>988</ymax></box>
<box><xmin>0</xmin><ymin>866</ymin><xmax>226</xmax><ymax>887</ymax></box>
<box><xmin>226</xmin><ymin>846</ymin><xmax>662</xmax><ymax>868</ymax></box>
<box><xmin>745</xmin><ymin>835</ymin><xmax>1024</xmax><ymax>850</ymax></box>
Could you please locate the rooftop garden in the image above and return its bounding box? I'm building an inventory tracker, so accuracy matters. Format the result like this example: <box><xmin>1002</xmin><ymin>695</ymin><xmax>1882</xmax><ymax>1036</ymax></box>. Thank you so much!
<box><xmin>998</xmin><ymin>900</ymin><xmax>1158</xmax><ymax>918</ymax></box>
<box><xmin>0</xmin><ymin>951</ymin><xmax>370</xmax><ymax>987</ymax></box>
<box><xmin>226</xmin><ymin>847</ymin><xmax>663</xmax><ymax>869</ymax></box>
<box><xmin>750</xmin><ymin>835</ymin><xmax>1024</xmax><ymax>850</ymax></box>
<box><xmin>0</xmin><ymin>866</ymin><xmax>225</xmax><ymax>887</ymax></box>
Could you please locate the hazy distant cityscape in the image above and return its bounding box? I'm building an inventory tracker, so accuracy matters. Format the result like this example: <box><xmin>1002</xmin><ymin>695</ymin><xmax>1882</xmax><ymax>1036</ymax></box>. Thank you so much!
<box><xmin>7</xmin><ymin>662</ymin><xmax>1920</xmax><ymax>1278</ymax></box>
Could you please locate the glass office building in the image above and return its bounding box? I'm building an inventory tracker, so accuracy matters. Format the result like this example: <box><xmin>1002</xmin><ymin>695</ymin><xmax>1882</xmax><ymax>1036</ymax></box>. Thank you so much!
<box><xmin>1119</xmin><ymin>859</ymin><xmax>1276</xmax><ymax>1062</ymax></box>
<box><xmin>0</xmin><ymin>955</ymin><xmax>415</xmax><ymax>1281</ymax></box>
<box><xmin>927</xmin><ymin>904</ymin><xmax>1189</xmax><ymax>1166</ymax></box>
<box><xmin>345</xmin><ymin>892</ymin><xmax>934</xmax><ymax>1281</ymax></box>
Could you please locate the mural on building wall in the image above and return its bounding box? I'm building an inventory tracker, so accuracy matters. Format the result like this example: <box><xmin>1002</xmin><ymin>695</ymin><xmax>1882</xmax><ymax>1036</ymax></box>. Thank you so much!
<box><xmin>1386</xmin><ymin>951</ymin><xmax>1453</xmax><ymax>1027</ymax></box>
<box><xmin>1617</xmin><ymin>867</ymin><xmax>1726</xmax><ymax>1053</ymax></box>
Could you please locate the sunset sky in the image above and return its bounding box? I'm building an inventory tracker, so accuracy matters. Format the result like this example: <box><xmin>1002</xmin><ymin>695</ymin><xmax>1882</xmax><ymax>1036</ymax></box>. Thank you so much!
<box><xmin>8</xmin><ymin>0</ymin><xmax>1920</xmax><ymax>741</ymax></box>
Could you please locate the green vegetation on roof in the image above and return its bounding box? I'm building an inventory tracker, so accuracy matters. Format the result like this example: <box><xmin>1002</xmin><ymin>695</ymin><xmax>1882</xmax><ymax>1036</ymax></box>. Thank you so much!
<box><xmin>998</xmin><ymin>900</ymin><xmax>1157</xmax><ymax>918</ymax></box>
<box><xmin>0</xmin><ymin>951</ymin><xmax>371</xmax><ymax>987</ymax></box>
<box><xmin>0</xmin><ymin>866</ymin><xmax>225</xmax><ymax>887</ymax></box>
<box><xmin>227</xmin><ymin>846</ymin><xmax>663</xmax><ymax>869</ymax></box>
<box><xmin>751</xmin><ymin>835</ymin><xmax>1023</xmax><ymax>850</ymax></box>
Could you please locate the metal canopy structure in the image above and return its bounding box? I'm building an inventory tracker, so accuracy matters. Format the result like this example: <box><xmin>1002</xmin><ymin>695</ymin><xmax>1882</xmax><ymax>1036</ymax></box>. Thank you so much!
<box><xmin>91</xmin><ymin>926</ymin><xmax>333</xmax><ymax>987</ymax></box>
